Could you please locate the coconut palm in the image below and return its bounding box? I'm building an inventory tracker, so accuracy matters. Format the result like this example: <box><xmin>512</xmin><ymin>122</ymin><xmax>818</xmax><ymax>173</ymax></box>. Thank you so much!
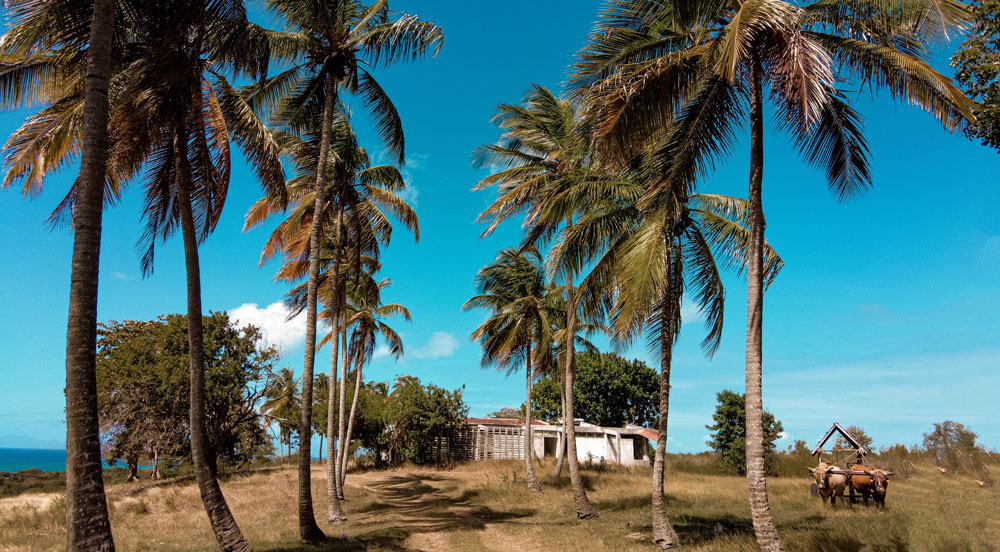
<box><xmin>337</xmin><ymin>278</ymin><xmax>408</xmax><ymax>489</ymax></box>
<box><xmin>571</xmin><ymin>1</ymin><xmax>977</xmax><ymax>548</ymax></box>
<box><xmin>0</xmin><ymin>0</ymin><xmax>119</xmax><ymax>548</ymax></box>
<box><xmin>2</xmin><ymin>3</ymin><xmax>283</xmax><ymax>550</ymax></box>
<box><xmin>474</xmin><ymin>84</ymin><xmax>626</xmax><ymax>518</ymax></box>
<box><xmin>262</xmin><ymin>368</ymin><xmax>302</xmax><ymax>461</ymax></box>
<box><xmin>554</xmin><ymin>159</ymin><xmax>783</xmax><ymax>547</ymax></box>
<box><xmin>247</xmin><ymin>111</ymin><xmax>417</xmax><ymax>519</ymax></box>
<box><xmin>465</xmin><ymin>248</ymin><xmax>557</xmax><ymax>492</ymax></box>
<box><xmin>252</xmin><ymin>3</ymin><xmax>438</xmax><ymax>532</ymax></box>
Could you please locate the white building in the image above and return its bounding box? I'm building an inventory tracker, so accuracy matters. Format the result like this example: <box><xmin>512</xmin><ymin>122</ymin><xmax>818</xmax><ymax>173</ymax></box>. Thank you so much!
<box><xmin>458</xmin><ymin>418</ymin><xmax>654</xmax><ymax>466</ymax></box>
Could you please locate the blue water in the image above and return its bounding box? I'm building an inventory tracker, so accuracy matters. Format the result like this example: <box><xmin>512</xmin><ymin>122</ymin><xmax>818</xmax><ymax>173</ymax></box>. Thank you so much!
<box><xmin>0</xmin><ymin>448</ymin><xmax>141</xmax><ymax>473</ymax></box>
<box><xmin>0</xmin><ymin>448</ymin><xmax>67</xmax><ymax>473</ymax></box>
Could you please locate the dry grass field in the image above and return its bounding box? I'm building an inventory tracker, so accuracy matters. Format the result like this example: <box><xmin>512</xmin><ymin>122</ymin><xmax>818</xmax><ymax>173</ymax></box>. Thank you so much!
<box><xmin>1</xmin><ymin>459</ymin><xmax>997</xmax><ymax>552</ymax></box>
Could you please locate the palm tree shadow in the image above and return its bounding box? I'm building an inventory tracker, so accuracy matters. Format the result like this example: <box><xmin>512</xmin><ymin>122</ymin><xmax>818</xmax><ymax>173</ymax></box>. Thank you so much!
<box><xmin>264</xmin><ymin>472</ymin><xmax>534</xmax><ymax>551</ymax></box>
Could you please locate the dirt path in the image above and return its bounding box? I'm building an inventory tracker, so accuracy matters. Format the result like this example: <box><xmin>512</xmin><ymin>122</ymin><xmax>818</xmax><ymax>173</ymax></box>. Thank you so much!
<box><xmin>349</xmin><ymin>471</ymin><xmax>536</xmax><ymax>552</ymax></box>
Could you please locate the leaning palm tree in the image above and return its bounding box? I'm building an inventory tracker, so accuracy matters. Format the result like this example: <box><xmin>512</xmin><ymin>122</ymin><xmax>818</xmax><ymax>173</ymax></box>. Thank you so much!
<box><xmin>1</xmin><ymin>1</ymin><xmax>118</xmax><ymax>547</ymax></box>
<box><xmin>251</xmin><ymin>2</ymin><xmax>439</xmax><ymax>531</ymax></box>
<box><xmin>572</xmin><ymin>2</ymin><xmax>976</xmax><ymax>548</ymax></box>
<box><xmin>464</xmin><ymin>248</ymin><xmax>555</xmax><ymax>492</ymax></box>
<box><xmin>555</xmin><ymin>159</ymin><xmax>783</xmax><ymax>548</ymax></box>
<box><xmin>337</xmin><ymin>277</ymin><xmax>408</xmax><ymax>489</ymax></box>
<box><xmin>2</xmin><ymin>3</ymin><xmax>283</xmax><ymax>550</ymax></box>
<box><xmin>474</xmin><ymin>84</ymin><xmax>625</xmax><ymax>518</ymax></box>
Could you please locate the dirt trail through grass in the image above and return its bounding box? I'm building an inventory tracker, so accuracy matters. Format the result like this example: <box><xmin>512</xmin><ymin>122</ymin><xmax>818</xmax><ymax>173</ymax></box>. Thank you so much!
<box><xmin>349</xmin><ymin>470</ymin><xmax>537</xmax><ymax>551</ymax></box>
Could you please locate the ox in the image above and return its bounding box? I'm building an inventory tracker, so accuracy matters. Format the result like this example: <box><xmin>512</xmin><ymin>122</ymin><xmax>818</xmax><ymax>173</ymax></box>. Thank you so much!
<box><xmin>849</xmin><ymin>464</ymin><xmax>892</xmax><ymax>507</ymax></box>
<box><xmin>808</xmin><ymin>462</ymin><xmax>847</xmax><ymax>505</ymax></box>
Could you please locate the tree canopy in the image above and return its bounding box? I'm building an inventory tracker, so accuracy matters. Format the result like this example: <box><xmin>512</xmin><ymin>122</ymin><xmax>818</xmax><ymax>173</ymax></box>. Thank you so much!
<box><xmin>705</xmin><ymin>390</ymin><xmax>783</xmax><ymax>476</ymax></box>
<box><xmin>96</xmin><ymin>313</ymin><xmax>278</xmax><ymax>474</ymax></box>
<box><xmin>531</xmin><ymin>352</ymin><xmax>659</xmax><ymax>428</ymax></box>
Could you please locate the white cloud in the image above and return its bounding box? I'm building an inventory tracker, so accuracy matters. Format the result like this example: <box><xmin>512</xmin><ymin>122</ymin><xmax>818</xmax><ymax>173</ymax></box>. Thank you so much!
<box><xmin>372</xmin><ymin>344</ymin><xmax>392</xmax><ymax>360</ymax></box>
<box><xmin>411</xmin><ymin>331</ymin><xmax>460</xmax><ymax>359</ymax></box>
<box><xmin>110</xmin><ymin>271</ymin><xmax>134</xmax><ymax>281</ymax></box>
<box><xmin>679</xmin><ymin>294</ymin><xmax>703</xmax><ymax>325</ymax></box>
<box><xmin>229</xmin><ymin>302</ymin><xmax>306</xmax><ymax>350</ymax></box>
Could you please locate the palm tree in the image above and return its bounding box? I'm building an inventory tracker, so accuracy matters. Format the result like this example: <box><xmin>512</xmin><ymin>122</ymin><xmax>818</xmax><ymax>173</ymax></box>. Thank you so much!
<box><xmin>248</xmin><ymin>111</ymin><xmax>418</xmax><ymax>519</ymax></box>
<box><xmin>555</xmin><ymin>165</ymin><xmax>783</xmax><ymax>548</ymax></box>
<box><xmin>262</xmin><ymin>368</ymin><xmax>302</xmax><ymax>461</ymax></box>
<box><xmin>252</xmin><ymin>2</ymin><xmax>439</xmax><ymax>531</ymax></box>
<box><xmin>0</xmin><ymin>0</ymin><xmax>119</xmax><ymax>548</ymax></box>
<box><xmin>465</xmin><ymin>248</ymin><xmax>556</xmax><ymax>492</ymax></box>
<box><xmin>571</xmin><ymin>1</ymin><xmax>977</xmax><ymax>548</ymax></box>
<box><xmin>474</xmin><ymin>85</ymin><xmax>620</xmax><ymax>518</ymax></box>
<box><xmin>2</xmin><ymin>3</ymin><xmax>282</xmax><ymax>550</ymax></box>
<box><xmin>313</xmin><ymin>373</ymin><xmax>330</xmax><ymax>462</ymax></box>
<box><xmin>338</xmin><ymin>277</ymin><xmax>408</xmax><ymax>489</ymax></box>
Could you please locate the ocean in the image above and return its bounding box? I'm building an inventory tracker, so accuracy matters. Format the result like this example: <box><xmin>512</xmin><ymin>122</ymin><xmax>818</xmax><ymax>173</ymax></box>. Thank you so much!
<box><xmin>0</xmin><ymin>448</ymin><xmax>68</xmax><ymax>473</ymax></box>
<box><xmin>0</xmin><ymin>448</ymin><xmax>143</xmax><ymax>473</ymax></box>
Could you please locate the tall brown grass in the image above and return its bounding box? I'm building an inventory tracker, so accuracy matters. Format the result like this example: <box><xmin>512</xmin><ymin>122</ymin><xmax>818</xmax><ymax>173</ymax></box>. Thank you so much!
<box><xmin>1</xmin><ymin>457</ymin><xmax>997</xmax><ymax>551</ymax></box>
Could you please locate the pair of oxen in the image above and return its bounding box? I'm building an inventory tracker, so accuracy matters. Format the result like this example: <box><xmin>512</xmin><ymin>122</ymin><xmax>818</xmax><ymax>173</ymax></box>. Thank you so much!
<box><xmin>807</xmin><ymin>462</ymin><xmax>892</xmax><ymax>507</ymax></box>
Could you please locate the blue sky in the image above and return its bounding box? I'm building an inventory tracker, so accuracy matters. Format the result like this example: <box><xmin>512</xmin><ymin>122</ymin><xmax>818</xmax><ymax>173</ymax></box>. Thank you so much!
<box><xmin>1</xmin><ymin>0</ymin><xmax>998</xmax><ymax>454</ymax></box>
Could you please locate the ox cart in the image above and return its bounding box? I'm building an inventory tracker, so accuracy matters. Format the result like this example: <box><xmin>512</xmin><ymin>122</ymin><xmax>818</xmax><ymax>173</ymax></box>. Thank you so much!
<box><xmin>809</xmin><ymin>423</ymin><xmax>881</xmax><ymax>505</ymax></box>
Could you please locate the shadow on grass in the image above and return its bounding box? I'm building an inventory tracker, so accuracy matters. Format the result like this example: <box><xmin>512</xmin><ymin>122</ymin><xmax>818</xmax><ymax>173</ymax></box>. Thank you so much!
<box><xmin>264</xmin><ymin>472</ymin><xmax>535</xmax><ymax>551</ymax></box>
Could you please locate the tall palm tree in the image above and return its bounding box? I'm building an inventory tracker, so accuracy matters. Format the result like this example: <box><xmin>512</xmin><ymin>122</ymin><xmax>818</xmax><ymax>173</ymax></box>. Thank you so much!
<box><xmin>474</xmin><ymin>85</ymin><xmax>621</xmax><ymax>518</ymax></box>
<box><xmin>0</xmin><ymin>0</ymin><xmax>120</xmax><ymax>548</ymax></box>
<box><xmin>2</xmin><ymin>3</ymin><xmax>282</xmax><ymax>550</ymax></box>
<box><xmin>338</xmin><ymin>277</ymin><xmax>408</xmax><ymax>489</ymax></box>
<box><xmin>555</xmin><ymin>164</ymin><xmax>782</xmax><ymax>548</ymax></box>
<box><xmin>465</xmin><ymin>248</ymin><xmax>556</xmax><ymax>492</ymax></box>
<box><xmin>253</xmin><ymin>1</ymin><xmax>439</xmax><ymax>532</ymax></box>
<box><xmin>572</xmin><ymin>1</ymin><xmax>977</xmax><ymax>548</ymax></box>
<box><xmin>248</xmin><ymin>111</ymin><xmax>417</xmax><ymax>520</ymax></box>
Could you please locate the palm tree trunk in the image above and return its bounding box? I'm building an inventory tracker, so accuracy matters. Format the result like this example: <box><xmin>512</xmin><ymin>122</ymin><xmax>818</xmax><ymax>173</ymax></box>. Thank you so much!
<box><xmin>652</xmin><ymin>238</ymin><xmax>679</xmax><ymax>549</ymax></box>
<box><xmin>336</xmin><ymin>321</ymin><xmax>349</xmax><ymax>499</ymax></box>
<box><xmin>340</xmin><ymin>359</ymin><xmax>363</xmax><ymax>489</ymax></box>
<box><xmin>176</xmin><ymin>132</ymin><xmax>253</xmax><ymax>552</ymax></box>
<box><xmin>296</xmin><ymin>72</ymin><xmax>338</xmax><ymax>544</ymax></box>
<box><xmin>550</xmin><ymin>379</ymin><xmax>566</xmax><ymax>477</ymax></box>
<box><xmin>524</xmin><ymin>343</ymin><xmax>541</xmax><ymax>492</ymax></box>
<box><xmin>325</xmin><ymin>219</ymin><xmax>347</xmax><ymax>524</ymax></box>
<box><xmin>746</xmin><ymin>56</ymin><xmax>783</xmax><ymax>552</ymax></box>
<box><xmin>64</xmin><ymin>1</ymin><xmax>116</xmax><ymax>549</ymax></box>
<box><xmin>564</xmin><ymin>276</ymin><xmax>598</xmax><ymax>519</ymax></box>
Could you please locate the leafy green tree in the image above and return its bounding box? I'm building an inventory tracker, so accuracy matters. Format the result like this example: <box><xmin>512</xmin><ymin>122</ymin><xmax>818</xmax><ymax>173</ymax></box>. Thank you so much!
<box><xmin>487</xmin><ymin>407</ymin><xmax>526</xmax><ymax>419</ymax></box>
<box><xmin>379</xmin><ymin>376</ymin><xmax>469</xmax><ymax>465</ymax></box>
<box><xmin>953</xmin><ymin>0</ymin><xmax>1000</xmax><ymax>151</ymax></box>
<box><xmin>923</xmin><ymin>421</ymin><xmax>981</xmax><ymax>469</ymax></box>
<box><xmin>531</xmin><ymin>352</ymin><xmax>659</xmax><ymax>428</ymax></box>
<box><xmin>706</xmin><ymin>390</ymin><xmax>783</xmax><ymax>476</ymax></box>
<box><xmin>97</xmin><ymin>313</ymin><xmax>278</xmax><ymax>476</ymax></box>
<box><xmin>834</xmin><ymin>425</ymin><xmax>874</xmax><ymax>452</ymax></box>
<box><xmin>573</xmin><ymin>2</ymin><xmax>975</xmax><ymax>548</ymax></box>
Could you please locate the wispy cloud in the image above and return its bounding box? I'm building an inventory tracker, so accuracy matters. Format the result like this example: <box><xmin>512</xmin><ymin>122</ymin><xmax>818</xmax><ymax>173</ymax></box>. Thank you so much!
<box><xmin>110</xmin><ymin>271</ymin><xmax>134</xmax><ymax>281</ymax></box>
<box><xmin>372</xmin><ymin>344</ymin><xmax>392</xmax><ymax>361</ymax></box>
<box><xmin>680</xmin><ymin>295</ymin><xmax>703</xmax><ymax>325</ymax></box>
<box><xmin>229</xmin><ymin>302</ymin><xmax>306</xmax><ymax>350</ymax></box>
<box><xmin>411</xmin><ymin>331</ymin><xmax>460</xmax><ymax>359</ymax></box>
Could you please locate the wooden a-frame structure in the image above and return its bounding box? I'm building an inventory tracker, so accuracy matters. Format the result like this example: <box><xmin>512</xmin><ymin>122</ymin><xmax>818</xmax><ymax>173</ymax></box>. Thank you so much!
<box><xmin>811</xmin><ymin>422</ymin><xmax>868</xmax><ymax>465</ymax></box>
